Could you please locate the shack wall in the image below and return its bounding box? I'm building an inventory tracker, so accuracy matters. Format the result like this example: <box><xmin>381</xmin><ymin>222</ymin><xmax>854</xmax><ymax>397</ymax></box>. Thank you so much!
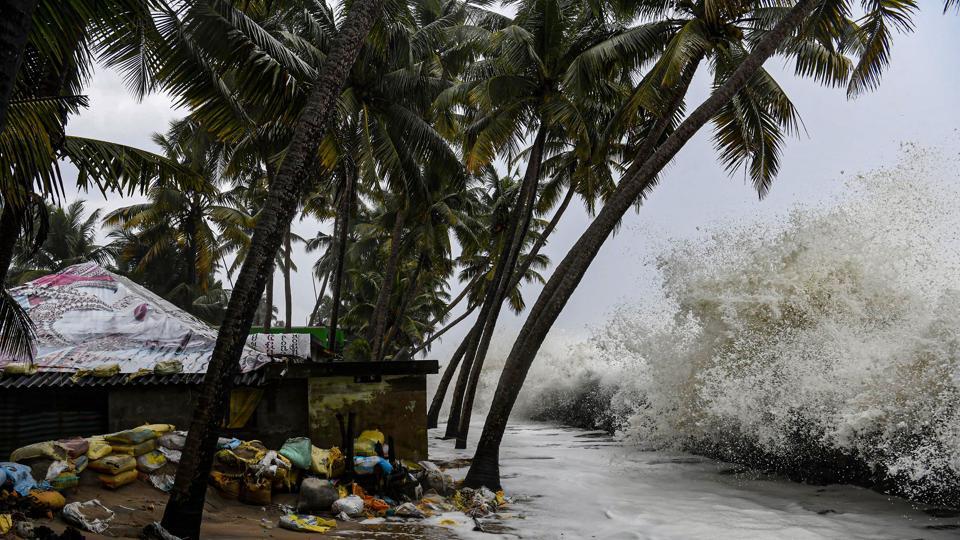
<box><xmin>307</xmin><ymin>374</ymin><xmax>428</xmax><ymax>461</ymax></box>
<box><xmin>108</xmin><ymin>380</ymin><xmax>308</xmax><ymax>448</ymax></box>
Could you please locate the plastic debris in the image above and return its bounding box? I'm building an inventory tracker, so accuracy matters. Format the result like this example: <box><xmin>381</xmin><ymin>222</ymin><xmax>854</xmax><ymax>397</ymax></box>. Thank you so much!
<box><xmin>395</xmin><ymin>502</ymin><xmax>427</xmax><ymax>519</ymax></box>
<box><xmin>354</xmin><ymin>455</ymin><xmax>393</xmax><ymax>475</ymax></box>
<box><xmin>217</xmin><ymin>437</ymin><xmax>242</xmax><ymax>450</ymax></box>
<box><xmin>331</xmin><ymin>495</ymin><xmax>364</xmax><ymax>517</ymax></box>
<box><xmin>278</xmin><ymin>514</ymin><xmax>337</xmax><ymax>533</ymax></box>
<box><xmin>158</xmin><ymin>432</ymin><xmax>186</xmax><ymax>451</ymax></box>
<box><xmin>62</xmin><ymin>500</ymin><xmax>115</xmax><ymax>534</ymax></box>
<box><xmin>158</xmin><ymin>446</ymin><xmax>182</xmax><ymax>464</ymax></box>
<box><xmin>149</xmin><ymin>474</ymin><xmax>175</xmax><ymax>492</ymax></box>
<box><xmin>1</xmin><ymin>462</ymin><xmax>47</xmax><ymax>496</ymax></box>
<box><xmin>142</xmin><ymin>521</ymin><xmax>183</xmax><ymax>540</ymax></box>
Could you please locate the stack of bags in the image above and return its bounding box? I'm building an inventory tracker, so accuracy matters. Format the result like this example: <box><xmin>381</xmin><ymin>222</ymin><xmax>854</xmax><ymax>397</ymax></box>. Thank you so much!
<box><xmin>85</xmin><ymin>423</ymin><xmax>174</xmax><ymax>490</ymax></box>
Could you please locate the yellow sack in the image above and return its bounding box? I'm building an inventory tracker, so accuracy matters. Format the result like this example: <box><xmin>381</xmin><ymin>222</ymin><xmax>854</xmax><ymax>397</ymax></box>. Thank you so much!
<box><xmin>0</xmin><ymin>514</ymin><xmax>11</xmax><ymax>535</ymax></box>
<box><xmin>86</xmin><ymin>437</ymin><xmax>112</xmax><ymax>460</ymax></box>
<box><xmin>310</xmin><ymin>446</ymin><xmax>345</xmax><ymax>478</ymax></box>
<box><xmin>99</xmin><ymin>469</ymin><xmax>138</xmax><ymax>489</ymax></box>
<box><xmin>88</xmin><ymin>454</ymin><xmax>136</xmax><ymax>475</ymax></box>
<box><xmin>28</xmin><ymin>489</ymin><xmax>66</xmax><ymax>511</ymax></box>
<box><xmin>72</xmin><ymin>363</ymin><xmax>120</xmax><ymax>381</ymax></box>
<box><xmin>209</xmin><ymin>471</ymin><xmax>241</xmax><ymax>499</ymax></box>
<box><xmin>3</xmin><ymin>363</ymin><xmax>37</xmax><ymax>376</ymax></box>
<box><xmin>111</xmin><ymin>439</ymin><xmax>157</xmax><ymax>456</ymax></box>
<box><xmin>279</xmin><ymin>514</ymin><xmax>336</xmax><ymax>533</ymax></box>
<box><xmin>136</xmin><ymin>450</ymin><xmax>167</xmax><ymax>473</ymax></box>
<box><xmin>354</xmin><ymin>429</ymin><xmax>384</xmax><ymax>457</ymax></box>
<box><xmin>135</xmin><ymin>423</ymin><xmax>175</xmax><ymax>435</ymax></box>
<box><xmin>10</xmin><ymin>441</ymin><xmax>67</xmax><ymax>463</ymax></box>
<box><xmin>153</xmin><ymin>360</ymin><xmax>183</xmax><ymax>375</ymax></box>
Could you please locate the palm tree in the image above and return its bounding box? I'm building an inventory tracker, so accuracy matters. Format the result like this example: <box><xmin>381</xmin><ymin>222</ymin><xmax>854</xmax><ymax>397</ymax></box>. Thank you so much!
<box><xmin>463</xmin><ymin>0</ymin><xmax>920</xmax><ymax>489</ymax></box>
<box><xmin>161</xmin><ymin>0</ymin><xmax>386</xmax><ymax>534</ymax></box>
<box><xmin>434</xmin><ymin>0</ymin><xmax>642</xmax><ymax>447</ymax></box>
<box><xmin>7</xmin><ymin>200</ymin><xmax>109</xmax><ymax>284</ymax></box>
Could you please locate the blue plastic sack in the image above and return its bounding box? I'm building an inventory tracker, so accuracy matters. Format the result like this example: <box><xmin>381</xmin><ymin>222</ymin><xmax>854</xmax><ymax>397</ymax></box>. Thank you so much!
<box><xmin>217</xmin><ymin>438</ymin><xmax>241</xmax><ymax>450</ymax></box>
<box><xmin>0</xmin><ymin>466</ymin><xmax>7</xmax><ymax>488</ymax></box>
<box><xmin>354</xmin><ymin>456</ymin><xmax>392</xmax><ymax>475</ymax></box>
<box><xmin>0</xmin><ymin>462</ymin><xmax>48</xmax><ymax>496</ymax></box>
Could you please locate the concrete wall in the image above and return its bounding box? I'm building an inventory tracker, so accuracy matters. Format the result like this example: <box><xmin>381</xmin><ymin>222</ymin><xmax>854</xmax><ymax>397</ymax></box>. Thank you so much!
<box><xmin>307</xmin><ymin>374</ymin><xmax>429</xmax><ymax>461</ymax></box>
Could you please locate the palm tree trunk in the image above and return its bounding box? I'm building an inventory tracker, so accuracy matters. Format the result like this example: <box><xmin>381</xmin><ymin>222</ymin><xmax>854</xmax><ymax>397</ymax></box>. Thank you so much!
<box><xmin>463</xmin><ymin>0</ymin><xmax>817</xmax><ymax>490</ymax></box>
<box><xmin>0</xmin><ymin>204</ymin><xmax>20</xmax><ymax>285</ymax></box>
<box><xmin>160</xmin><ymin>0</ymin><xmax>385</xmax><ymax>535</ymax></box>
<box><xmin>264</xmin><ymin>273</ymin><xmax>274</xmax><ymax>330</ymax></box>
<box><xmin>368</xmin><ymin>205</ymin><xmax>407</xmax><ymax>361</ymax></box>
<box><xmin>309</xmin><ymin>267</ymin><xmax>329</xmax><ymax>326</ymax></box>
<box><xmin>328</xmin><ymin>166</ymin><xmax>354</xmax><ymax>351</ymax></box>
<box><xmin>454</xmin><ymin>125</ymin><xmax>548</xmax><ymax>448</ymax></box>
<box><xmin>443</xmin><ymin>317</ymin><xmax>482</xmax><ymax>438</ymax></box>
<box><xmin>0</xmin><ymin>0</ymin><xmax>37</xmax><ymax>131</ymax></box>
<box><xmin>427</xmin><ymin>324</ymin><xmax>475</xmax><ymax>429</ymax></box>
<box><xmin>507</xmin><ymin>183</ymin><xmax>575</xmax><ymax>292</ymax></box>
<box><xmin>283</xmin><ymin>230</ymin><xmax>292</xmax><ymax>329</ymax></box>
<box><xmin>380</xmin><ymin>255</ymin><xmax>423</xmax><ymax>359</ymax></box>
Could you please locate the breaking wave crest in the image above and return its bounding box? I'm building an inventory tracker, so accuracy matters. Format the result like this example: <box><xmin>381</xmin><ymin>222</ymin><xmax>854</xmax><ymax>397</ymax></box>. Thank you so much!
<box><xmin>516</xmin><ymin>145</ymin><xmax>960</xmax><ymax>505</ymax></box>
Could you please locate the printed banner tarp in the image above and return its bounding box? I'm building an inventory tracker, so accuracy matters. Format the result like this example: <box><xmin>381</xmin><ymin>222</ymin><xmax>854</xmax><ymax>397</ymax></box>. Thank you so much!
<box><xmin>1</xmin><ymin>262</ymin><xmax>272</xmax><ymax>374</ymax></box>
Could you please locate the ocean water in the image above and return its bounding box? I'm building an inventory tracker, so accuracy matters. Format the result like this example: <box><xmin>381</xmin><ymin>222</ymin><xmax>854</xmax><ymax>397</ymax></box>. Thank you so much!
<box><xmin>508</xmin><ymin>144</ymin><xmax>960</xmax><ymax>506</ymax></box>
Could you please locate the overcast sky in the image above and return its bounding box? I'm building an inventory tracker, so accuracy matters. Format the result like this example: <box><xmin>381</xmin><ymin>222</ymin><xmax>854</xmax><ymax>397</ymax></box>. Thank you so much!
<box><xmin>61</xmin><ymin>7</ymin><xmax>960</xmax><ymax>361</ymax></box>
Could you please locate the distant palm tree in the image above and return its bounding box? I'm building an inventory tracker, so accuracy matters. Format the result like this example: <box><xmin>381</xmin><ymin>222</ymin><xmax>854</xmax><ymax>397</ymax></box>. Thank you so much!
<box><xmin>8</xmin><ymin>200</ymin><xmax>109</xmax><ymax>284</ymax></box>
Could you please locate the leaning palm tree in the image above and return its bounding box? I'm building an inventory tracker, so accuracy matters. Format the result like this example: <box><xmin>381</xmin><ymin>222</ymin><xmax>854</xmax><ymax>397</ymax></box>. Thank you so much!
<box><xmin>160</xmin><ymin>0</ymin><xmax>387</xmax><ymax>534</ymax></box>
<box><xmin>463</xmin><ymin>0</ymin><xmax>921</xmax><ymax>489</ymax></box>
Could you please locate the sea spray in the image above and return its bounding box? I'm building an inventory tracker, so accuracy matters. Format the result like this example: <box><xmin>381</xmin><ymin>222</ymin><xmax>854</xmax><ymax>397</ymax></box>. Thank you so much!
<box><xmin>515</xmin><ymin>145</ymin><xmax>960</xmax><ymax>505</ymax></box>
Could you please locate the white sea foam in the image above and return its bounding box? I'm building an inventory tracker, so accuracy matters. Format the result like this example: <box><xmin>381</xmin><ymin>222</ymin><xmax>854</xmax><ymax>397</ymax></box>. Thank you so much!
<box><xmin>514</xmin><ymin>145</ymin><xmax>960</xmax><ymax>503</ymax></box>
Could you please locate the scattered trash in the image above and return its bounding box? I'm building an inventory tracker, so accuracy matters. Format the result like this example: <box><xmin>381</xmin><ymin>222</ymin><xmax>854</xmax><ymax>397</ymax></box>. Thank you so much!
<box><xmin>354</xmin><ymin>455</ymin><xmax>392</xmax><ymax>475</ymax></box>
<box><xmin>62</xmin><ymin>499</ymin><xmax>115</xmax><ymax>533</ymax></box>
<box><xmin>331</xmin><ymin>495</ymin><xmax>364</xmax><ymax>517</ymax></box>
<box><xmin>217</xmin><ymin>437</ymin><xmax>242</xmax><ymax>450</ymax></box>
<box><xmin>148</xmin><ymin>474</ymin><xmax>175</xmax><ymax>492</ymax></box>
<box><xmin>396</xmin><ymin>501</ymin><xmax>428</xmax><ymax>518</ymax></box>
<box><xmin>136</xmin><ymin>451</ymin><xmax>167</xmax><ymax>473</ymax></box>
<box><xmin>1</xmin><ymin>462</ymin><xmax>48</xmax><ymax>495</ymax></box>
<box><xmin>278</xmin><ymin>513</ymin><xmax>337</xmax><ymax>533</ymax></box>
<box><xmin>418</xmin><ymin>461</ymin><xmax>455</xmax><ymax>495</ymax></box>
<box><xmin>141</xmin><ymin>521</ymin><xmax>183</xmax><ymax>540</ymax></box>
<box><xmin>158</xmin><ymin>432</ymin><xmax>186</xmax><ymax>451</ymax></box>
<box><xmin>158</xmin><ymin>446</ymin><xmax>181</xmax><ymax>464</ymax></box>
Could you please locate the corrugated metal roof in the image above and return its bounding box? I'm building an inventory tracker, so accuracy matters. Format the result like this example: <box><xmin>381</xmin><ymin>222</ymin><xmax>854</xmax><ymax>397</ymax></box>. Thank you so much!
<box><xmin>0</xmin><ymin>369</ymin><xmax>269</xmax><ymax>389</ymax></box>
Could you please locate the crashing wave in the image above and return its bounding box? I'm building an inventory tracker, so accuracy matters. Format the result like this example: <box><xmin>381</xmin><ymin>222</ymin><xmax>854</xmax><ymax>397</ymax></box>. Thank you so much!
<box><xmin>516</xmin><ymin>145</ymin><xmax>960</xmax><ymax>506</ymax></box>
